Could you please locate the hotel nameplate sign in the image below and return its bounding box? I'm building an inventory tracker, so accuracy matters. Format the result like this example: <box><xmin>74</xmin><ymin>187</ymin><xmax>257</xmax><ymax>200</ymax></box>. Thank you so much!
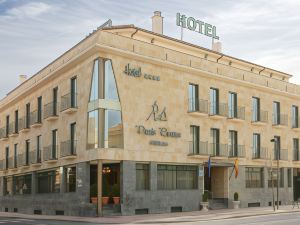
<box><xmin>176</xmin><ymin>12</ymin><xmax>219</xmax><ymax>40</ymax></box>
<box><xmin>136</xmin><ymin>101</ymin><xmax>181</xmax><ymax>146</ymax></box>
<box><xmin>124</xmin><ymin>64</ymin><xmax>160</xmax><ymax>81</ymax></box>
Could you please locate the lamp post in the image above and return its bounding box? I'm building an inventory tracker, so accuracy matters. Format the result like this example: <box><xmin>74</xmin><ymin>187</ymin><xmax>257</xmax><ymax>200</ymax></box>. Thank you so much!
<box><xmin>271</xmin><ymin>138</ymin><xmax>279</xmax><ymax>210</ymax></box>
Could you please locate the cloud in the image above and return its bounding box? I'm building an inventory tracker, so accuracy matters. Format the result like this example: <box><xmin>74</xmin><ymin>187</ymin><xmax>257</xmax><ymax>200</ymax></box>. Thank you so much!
<box><xmin>5</xmin><ymin>2</ymin><xmax>53</xmax><ymax>18</ymax></box>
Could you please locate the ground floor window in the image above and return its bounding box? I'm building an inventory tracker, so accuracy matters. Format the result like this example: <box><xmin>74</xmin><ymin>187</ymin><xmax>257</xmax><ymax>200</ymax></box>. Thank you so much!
<box><xmin>13</xmin><ymin>174</ymin><xmax>32</xmax><ymax>195</ymax></box>
<box><xmin>288</xmin><ymin>168</ymin><xmax>292</xmax><ymax>188</ymax></box>
<box><xmin>245</xmin><ymin>167</ymin><xmax>264</xmax><ymax>188</ymax></box>
<box><xmin>65</xmin><ymin>166</ymin><xmax>76</xmax><ymax>192</ymax></box>
<box><xmin>268</xmin><ymin>168</ymin><xmax>284</xmax><ymax>188</ymax></box>
<box><xmin>37</xmin><ymin>169</ymin><xmax>60</xmax><ymax>193</ymax></box>
<box><xmin>157</xmin><ymin>165</ymin><xmax>197</xmax><ymax>190</ymax></box>
<box><xmin>136</xmin><ymin>163</ymin><xmax>150</xmax><ymax>190</ymax></box>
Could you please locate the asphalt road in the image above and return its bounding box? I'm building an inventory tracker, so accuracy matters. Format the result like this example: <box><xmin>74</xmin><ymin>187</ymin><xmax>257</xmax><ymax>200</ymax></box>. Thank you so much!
<box><xmin>1</xmin><ymin>212</ymin><xmax>300</xmax><ymax>225</ymax></box>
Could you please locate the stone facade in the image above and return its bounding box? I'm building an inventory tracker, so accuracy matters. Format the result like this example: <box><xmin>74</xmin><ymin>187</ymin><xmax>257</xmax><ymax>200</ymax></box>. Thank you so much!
<box><xmin>0</xmin><ymin>24</ymin><xmax>299</xmax><ymax>216</ymax></box>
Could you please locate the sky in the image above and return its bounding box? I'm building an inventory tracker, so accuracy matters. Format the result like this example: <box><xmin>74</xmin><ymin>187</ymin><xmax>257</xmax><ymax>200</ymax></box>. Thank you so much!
<box><xmin>1</xmin><ymin>0</ymin><xmax>300</xmax><ymax>99</ymax></box>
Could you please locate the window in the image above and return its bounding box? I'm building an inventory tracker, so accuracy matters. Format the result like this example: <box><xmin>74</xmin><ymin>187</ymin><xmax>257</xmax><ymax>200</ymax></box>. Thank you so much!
<box><xmin>293</xmin><ymin>138</ymin><xmax>299</xmax><ymax>161</ymax></box>
<box><xmin>25</xmin><ymin>140</ymin><xmax>30</xmax><ymax>165</ymax></box>
<box><xmin>37</xmin><ymin>96</ymin><xmax>42</xmax><ymax>123</ymax></box>
<box><xmin>210</xmin><ymin>88</ymin><xmax>219</xmax><ymax>115</ymax></box>
<box><xmin>252</xmin><ymin>97</ymin><xmax>260</xmax><ymax>122</ymax></box>
<box><xmin>52</xmin><ymin>129</ymin><xmax>58</xmax><ymax>159</ymax></box>
<box><xmin>13</xmin><ymin>174</ymin><xmax>32</xmax><ymax>195</ymax></box>
<box><xmin>211</xmin><ymin>128</ymin><xmax>220</xmax><ymax>156</ymax></box>
<box><xmin>14</xmin><ymin>144</ymin><xmax>17</xmax><ymax>168</ymax></box>
<box><xmin>37</xmin><ymin>169</ymin><xmax>60</xmax><ymax>193</ymax></box>
<box><xmin>26</xmin><ymin>103</ymin><xmax>30</xmax><ymax>128</ymax></box>
<box><xmin>252</xmin><ymin>133</ymin><xmax>261</xmax><ymax>158</ymax></box>
<box><xmin>157</xmin><ymin>165</ymin><xmax>197</xmax><ymax>190</ymax></box>
<box><xmin>288</xmin><ymin>168</ymin><xmax>292</xmax><ymax>188</ymax></box>
<box><xmin>53</xmin><ymin>87</ymin><xmax>58</xmax><ymax>116</ymax></box>
<box><xmin>37</xmin><ymin>135</ymin><xmax>41</xmax><ymax>163</ymax></box>
<box><xmin>268</xmin><ymin>168</ymin><xmax>284</xmax><ymax>188</ymax></box>
<box><xmin>190</xmin><ymin>126</ymin><xmax>199</xmax><ymax>154</ymax></box>
<box><xmin>273</xmin><ymin>101</ymin><xmax>280</xmax><ymax>125</ymax></box>
<box><xmin>70</xmin><ymin>123</ymin><xmax>76</xmax><ymax>154</ymax></box>
<box><xmin>136</xmin><ymin>164</ymin><xmax>150</xmax><ymax>190</ymax></box>
<box><xmin>104</xmin><ymin>110</ymin><xmax>123</xmax><ymax>148</ymax></box>
<box><xmin>14</xmin><ymin>110</ymin><xmax>18</xmax><ymax>133</ymax></box>
<box><xmin>5</xmin><ymin>146</ymin><xmax>9</xmax><ymax>169</ymax></box>
<box><xmin>71</xmin><ymin>77</ymin><xmax>77</xmax><ymax>108</ymax></box>
<box><xmin>87</xmin><ymin>110</ymin><xmax>99</xmax><ymax>149</ymax></box>
<box><xmin>229</xmin><ymin>130</ymin><xmax>238</xmax><ymax>157</ymax></box>
<box><xmin>274</xmin><ymin>136</ymin><xmax>281</xmax><ymax>160</ymax></box>
<box><xmin>292</xmin><ymin>105</ymin><xmax>299</xmax><ymax>128</ymax></box>
<box><xmin>6</xmin><ymin>115</ymin><xmax>9</xmax><ymax>136</ymax></box>
<box><xmin>228</xmin><ymin>92</ymin><xmax>237</xmax><ymax>118</ymax></box>
<box><xmin>65</xmin><ymin>166</ymin><xmax>76</xmax><ymax>192</ymax></box>
<box><xmin>188</xmin><ymin>84</ymin><xmax>198</xmax><ymax>112</ymax></box>
<box><xmin>87</xmin><ymin>58</ymin><xmax>123</xmax><ymax>150</ymax></box>
<box><xmin>245</xmin><ymin>167</ymin><xmax>264</xmax><ymax>188</ymax></box>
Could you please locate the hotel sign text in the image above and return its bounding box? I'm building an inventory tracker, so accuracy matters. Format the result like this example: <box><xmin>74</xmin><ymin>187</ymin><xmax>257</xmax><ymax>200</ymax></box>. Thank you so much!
<box><xmin>176</xmin><ymin>12</ymin><xmax>219</xmax><ymax>40</ymax></box>
<box><xmin>124</xmin><ymin>64</ymin><xmax>160</xmax><ymax>81</ymax></box>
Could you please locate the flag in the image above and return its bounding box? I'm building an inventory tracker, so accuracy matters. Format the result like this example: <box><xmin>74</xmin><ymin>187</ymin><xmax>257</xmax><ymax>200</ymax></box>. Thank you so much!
<box><xmin>234</xmin><ymin>158</ymin><xmax>239</xmax><ymax>178</ymax></box>
<box><xmin>208</xmin><ymin>156</ymin><xmax>211</xmax><ymax>178</ymax></box>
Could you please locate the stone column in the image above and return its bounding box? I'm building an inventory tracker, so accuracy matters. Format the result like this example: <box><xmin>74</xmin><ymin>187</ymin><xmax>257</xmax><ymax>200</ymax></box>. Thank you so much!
<box><xmin>77</xmin><ymin>162</ymin><xmax>90</xmax><ymax>203</ymax></box>
<box><xmin>150</xmin><ymin>162</ymin><xmax>157</xmax><ymax>191</ymax></box>
<box><xmin>60</xmin><ymin>166</ymin><xmax>66</xmax><ymax>193</ymax></box>
<box><xmin>97</xmin><ymin>160</ymin><xmax>103</xmax><ymax>216</ymax></box>
<box><xmin>31</xmin><ymin>172</ymin><xmax>36</xmax><ymax>194</ymax></box>
<box><xmin>121</xmin><ymin>161</ymin><xmax>135</xmax><ymax>215</ymax></box>
<box><xmin>0</xmin><ymin>176</ymin><xmax>4</xmax><ymax>196</ymax></box>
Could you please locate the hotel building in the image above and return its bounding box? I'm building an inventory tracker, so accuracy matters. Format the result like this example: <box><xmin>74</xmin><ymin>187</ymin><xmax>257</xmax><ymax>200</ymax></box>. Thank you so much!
<box><xmin>0</xmin><ymin>12</ymin><xmax>300</xmax><ymax>216</ymax></box>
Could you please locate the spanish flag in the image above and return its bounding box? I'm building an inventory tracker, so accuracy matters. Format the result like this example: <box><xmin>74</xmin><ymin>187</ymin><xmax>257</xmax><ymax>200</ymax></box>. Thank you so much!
<box><xmin>234</xmin><ymin>158</ymin><xmax>239</xmax><ymax>178</ymax></box>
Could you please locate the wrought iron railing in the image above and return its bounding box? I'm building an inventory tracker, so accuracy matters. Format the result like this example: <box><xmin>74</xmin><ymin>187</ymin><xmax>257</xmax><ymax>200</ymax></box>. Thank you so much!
<box><xmin>188</xmin><ymin>141</ymin><xmax>208</xmax><ymax>155</ymax></box>
<box><xmin>44</xmin><ymin>102</ymin><xmax>59</xmax><ymax>119</ymax></box>
<box><xmin>60</xmin><ymin>140</ymin><xmax>77</xmax><ymax>157</ymax></box>
<box><xmin>17</xmin><ymin>153</ymin><xmax>29</xmax><ymax>167</ymax></box>
<box><xmin>252</xmin><ymin>147</ymin><xmax>267</xmax><ymax>159</ymax></box>
<box><xmin>273</xmin><ymin>149</ymin><xmax>288</xmax><ymax>161</ymax></box>
<box><xmin>272</xmin><ymin>114</ymin><xmax>288</xmax><ymax>126</ymax></box>
<box><xmin>228</xmin><ymin>145</ymin><xmax>245</xmax><ymax>157</ymax></box>
<box><xmin>251</xmin><ymin>110</ymin><xmax>268</xmax><ymax>123</ymax></box>
<box><xmin>30</xmin><ymin>110</ymin><xmax>42</xmax><ymax>125</ymax></box>
<box><xmin>209</xmin><ymin>143</ymin><xmax>228</xmax><ymax>157</ymax></box>
<box><xmin>188</xmin><ymin>98</ymin><xmax>208</xmax><ymax>114</ymax></box>
<box><xmin>228</xmin><ymin>106</ymin><xmax>245</xmax><ymax>120</ymax></box>
<box><xmin>43</xmin><ymin>145</ymin><xmax>58</xmax><ymax>161</ymax></box>
<box><xmin>61</xmin><ymin>93</ymin><xmax>77</xmax><ymax>112</ymax></box>
<box><xmin>209</xmin><ymin>102</ymin><xmax>228</xmax><ymax>117</ymax></box>
<box><xmin>30</xmin><ymin>149</ymin><xmax>42</xmax><ymax>164</ymax></box>
<box><xmin>0</xmin><ymin>127</ymin><xmax>8</xmax><ymax>139</ymax></box>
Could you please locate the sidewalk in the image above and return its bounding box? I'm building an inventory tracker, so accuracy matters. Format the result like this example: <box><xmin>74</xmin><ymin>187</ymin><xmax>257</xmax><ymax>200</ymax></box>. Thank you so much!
<box><xmin>0</xmin><ymin>205</ymin><xmax>299</xmax><ymax>224</ymax></box>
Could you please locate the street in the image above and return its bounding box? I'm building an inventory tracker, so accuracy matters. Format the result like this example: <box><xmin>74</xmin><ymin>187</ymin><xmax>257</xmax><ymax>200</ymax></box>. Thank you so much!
<box><xmin>0</xmin><ymin>212</ymin><xmax>300</xmax><ymax>225</ymax></box>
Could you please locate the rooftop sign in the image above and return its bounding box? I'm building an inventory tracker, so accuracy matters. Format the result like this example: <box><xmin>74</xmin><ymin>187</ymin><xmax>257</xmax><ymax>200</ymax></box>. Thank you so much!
<box><xmin>176</xmin><ymin>13</ymin><xmax>219</xmax><ymax>40</ymax></box>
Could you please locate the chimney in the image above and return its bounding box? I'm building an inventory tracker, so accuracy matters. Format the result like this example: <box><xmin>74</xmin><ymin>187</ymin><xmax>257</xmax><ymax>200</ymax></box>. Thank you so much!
<box><xmin>212</xmin><ymin>41</ymin><xmax>222</xmax><ymax>53</ymax></box>
<box><xmin>152</xmin><ymin>11</ymin><xmax>163</xmax><ymax>35</ymax></box>
<box><xmin>19</xmin><ymin>75</ymin><xmax>27</xmax><ymax>84</ymax></box>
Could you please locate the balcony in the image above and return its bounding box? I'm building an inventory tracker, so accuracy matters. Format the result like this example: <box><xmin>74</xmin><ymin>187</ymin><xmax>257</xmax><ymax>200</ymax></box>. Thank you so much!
<box><xmin>272</xmin><ymin>114</ymin><xmax>288</xmax><ymax>127</ymax></box>
<box><xmin>273</xmin><ymin>149</ymin><xmax>288</xmax><ymax>161</ymax></box>
<box><xmin>18</xmin><ymin>117</ymin><xmax>30</xmax><ymax>133</ymax></box>
<box><xmin>30</xmin><ymin>149</ymin><xmax>42</xmax><ymax>166</ymax></box>
<box><xmin>43</xmin><ymin>145</ymin><xmax>58</xmax><ymax>162</ymax></box>
<box><xmin>17</xmin><ymin>153</ymin><xmax>30</xmax><ymax>168</ymax></box>
<box><xmin>227</xmin><ymin>106</ymin><xmax>245</xmax><ymax>121</ymax></box>
<box><xmin>8</xmin><ymin>157</ymin><xmax>17</xmax><ymax>170</ymax></box>
<box><xmin>251</xmin><ymin>110</ymin><xmax>268</xmax><ymax>125</ymax></box>
<box><xmin>8</xmin><ymin>122</ymin><xmax>18</xmax><ymax>137</ymax></box>
<box><xmin>228</xmin><ymin>145</ymin><xmax>245</xmax><ymax>158</ymax></box>
<box><xmin>0</xmin><ymin>127</ymin><xmax>8</xmax><ymax>141</ymax></box>
<box><xmin>61</xmin><ymin>93</ymin><xmax>78</xmax><ymax>114</ymax></box>
<box><xmin>252</xmin><ymin>147</ymin><xmax>267</xmax><ymax>159</ymax></box>
<box><xmin>293</xmin><ymin>149</ymin><xmax>300</xmax><ymax>161</ymax></box>
<box><xmin>30</xmin><ymin>111</ymin><xmax>42</xmax><ymax>128</ymax></box>
<box><xmin>44</xmin><ymin>102</ymin><xmax>59</xmax><ymax>121</ymax></box>
<box><xmin>60</xmin><ymin>140</ymin><xmax>77</xmax><ymax>159</ymax></box>
<box><xmin>209</xmin><ymin>143</ymin><xmax>228</xmax><ymax>157</ymax></box>
<box><xmin>188</xmin><ymin>141</ymin><xmax>208</xmax><ymax>156</ymax></box>
<box><xmin>292</xmin><ymin>118</ymin><xmax>300</xmax><ymax>131</ymax></box>
<box><xmin>209</xmin><ymin>102</ymin><xmax>228</xmax><ymax>119</ymax></box>
<box><xmin>188</xmin><ymin>98</ymin><xmax>208</xmax><ymax>116</ymax></box>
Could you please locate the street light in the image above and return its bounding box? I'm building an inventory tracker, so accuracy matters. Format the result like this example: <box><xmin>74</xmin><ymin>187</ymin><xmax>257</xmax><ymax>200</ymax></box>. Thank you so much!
<box><xmin>271</xmin><ymin>138</ymin><xmax>279</xmax><ymax>210</ymax></box>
